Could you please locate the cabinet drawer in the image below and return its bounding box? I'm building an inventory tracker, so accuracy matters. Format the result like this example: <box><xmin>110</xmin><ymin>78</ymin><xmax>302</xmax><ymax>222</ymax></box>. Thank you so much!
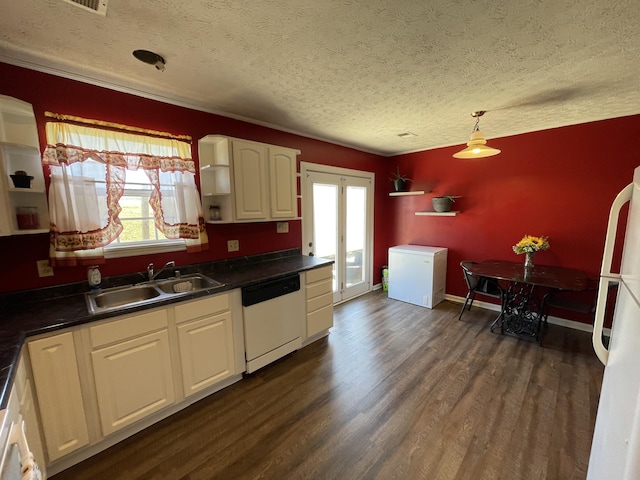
<box><xmin>174</xmin><ymin>293</ymin><xmax>230</xmax><ymax>324</ymax></box>
<box><xmin>306</xmin><ymin>278</ymin><xmax>332</xmax><ymax>300</ymax></box>
<box><xmin>307</xmin><ymin>304</ymin><xmax>333</xmax><ymax>337</ymax></box>
<box><xmin>306</xmin><ymin>265</ymin><xmax>333</xmax><ymax>284</ymax></box>
<box><xmin>307</xmin><ymin>291</ymin><xmax>333</xmax><ymax>314</ymax></box>
<box><xmin>89</xmin><ymin>309</ymin><xmax>168</xmax><ymax>349</ymax></box>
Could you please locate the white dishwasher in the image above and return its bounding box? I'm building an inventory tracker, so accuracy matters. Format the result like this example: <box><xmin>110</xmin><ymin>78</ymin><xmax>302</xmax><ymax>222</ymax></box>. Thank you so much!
<box><xmin>242</xmin><ymin>274</ymin><xmax>305</xmax><ymax>373</ymax></box>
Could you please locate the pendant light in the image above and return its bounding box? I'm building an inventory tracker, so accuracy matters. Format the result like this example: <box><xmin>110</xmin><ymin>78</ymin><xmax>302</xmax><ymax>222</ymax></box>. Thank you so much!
<box><xmin>452</xmin><ymin>111</ymin><xmax>501</xmax><ymax>158</ymax></box>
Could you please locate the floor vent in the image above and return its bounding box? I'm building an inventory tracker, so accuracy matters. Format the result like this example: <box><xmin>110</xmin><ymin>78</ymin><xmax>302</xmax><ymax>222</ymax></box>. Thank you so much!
<box><xmin>63</xmin><ymin>0</ymin><xmax>108</xmax><ymax>15</ymax></box>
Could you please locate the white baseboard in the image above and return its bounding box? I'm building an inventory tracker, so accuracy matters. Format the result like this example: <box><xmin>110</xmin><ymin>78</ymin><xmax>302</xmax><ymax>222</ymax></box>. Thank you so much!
<box><xmin>444</xmin><ymin>294</ymin><xmax>611</xmax><ymax>335</ymax></box>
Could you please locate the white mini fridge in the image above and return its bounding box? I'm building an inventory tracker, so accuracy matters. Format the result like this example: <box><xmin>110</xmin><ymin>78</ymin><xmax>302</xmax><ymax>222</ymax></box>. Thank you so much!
<box><xmin>388</xmin><ymin>245</ymin><xmax>448</xmax><ymax>308</ymax></box>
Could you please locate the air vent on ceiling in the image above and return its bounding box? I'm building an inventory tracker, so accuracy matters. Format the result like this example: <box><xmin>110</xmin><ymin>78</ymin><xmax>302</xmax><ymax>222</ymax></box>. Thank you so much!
<box><xmin>397</xmin><ymin>132</ymin><xmax>417</xmax><ymax>139</ymax></box>
<box><xmin>63</xmin><ymin>0</ymin><xmax>108</xmax><ymax>15</ymax></box>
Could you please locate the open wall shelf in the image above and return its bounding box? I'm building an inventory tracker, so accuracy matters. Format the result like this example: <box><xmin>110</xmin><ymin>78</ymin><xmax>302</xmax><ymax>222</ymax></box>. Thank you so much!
<box><xmin>389</xmin><ymin>190</ymin><xmax>426</xmax><ymax>197</ymax></box>
<box><xmin>415</xmin><ymin>211</ymin><xmax>460</xmax><ymax>216</ymax></box>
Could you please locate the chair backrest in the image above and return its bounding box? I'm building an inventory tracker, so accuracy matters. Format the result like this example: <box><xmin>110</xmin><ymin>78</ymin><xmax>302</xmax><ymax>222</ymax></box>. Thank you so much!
<box><xmin>545</xmin><ymin>278</ymin><xmax>605</xmax><ymax>315</ymax></box>
<box><xmin>460</xmin><ymin>261</ymin><xmax>479</xmax><ymax>290</ymax></box>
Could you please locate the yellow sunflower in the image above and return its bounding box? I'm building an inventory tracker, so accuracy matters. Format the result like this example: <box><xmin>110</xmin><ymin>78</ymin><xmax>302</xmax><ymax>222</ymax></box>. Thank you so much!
<box><xmin>513</xmin><ymin>235</ymin><xmax>550</xmax><ymax>254</ymax></box>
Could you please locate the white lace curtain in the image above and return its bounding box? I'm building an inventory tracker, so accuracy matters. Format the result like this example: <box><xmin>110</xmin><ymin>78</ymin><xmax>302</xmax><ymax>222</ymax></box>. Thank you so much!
<box><xmin>43</xmin><ymin>122</ymin><xmax>208</xmax><ymax>266</ymax></box>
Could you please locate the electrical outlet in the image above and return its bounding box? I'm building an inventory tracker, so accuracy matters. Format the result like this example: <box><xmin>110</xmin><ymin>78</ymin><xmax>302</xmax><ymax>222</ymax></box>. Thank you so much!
<box><xmin>227</xmin><ymin>239</ymin><xmax>239</xmax><ymax>252</ymax></box>
<box><xmin>276</xmin><ymin>222</ymin><xmax>289</xmax><ymax>233</ymax></box>
<box><xmin>37</xmin><ymin>259</ymin><xmax>54</xmax><ymax>277</ymax></box>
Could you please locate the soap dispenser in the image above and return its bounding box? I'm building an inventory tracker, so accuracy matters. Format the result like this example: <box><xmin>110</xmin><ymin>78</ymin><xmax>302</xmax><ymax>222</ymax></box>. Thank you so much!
<box><xmin>88</xmin><ymin>265</ymin><xmax>102</xmax><ymax>291</ymax></box>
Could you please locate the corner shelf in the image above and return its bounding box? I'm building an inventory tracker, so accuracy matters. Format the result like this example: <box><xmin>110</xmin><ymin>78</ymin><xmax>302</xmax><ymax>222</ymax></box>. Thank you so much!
<box><xmin>389</xmin><ymin>191</ymin><xmax>426</xmax><ymax>197</ymax></box>
<box><xmin>415</xmin><ymin>211</ymin><xmax>460</xmax><ymax>216</ymax></box>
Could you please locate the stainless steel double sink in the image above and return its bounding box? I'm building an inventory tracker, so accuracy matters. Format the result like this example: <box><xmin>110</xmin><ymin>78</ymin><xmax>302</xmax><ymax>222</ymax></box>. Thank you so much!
<box><xmin>85</xmin><ymin>273</ymin><xmax>225</xmax><ymax>315</ymax></box>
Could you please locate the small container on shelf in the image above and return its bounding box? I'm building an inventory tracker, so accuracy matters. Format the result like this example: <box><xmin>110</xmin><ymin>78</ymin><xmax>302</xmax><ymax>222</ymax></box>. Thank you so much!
<box><xmin>10</xmin><ymin>170</ymin><xmax>34</xmax><ymax>188</ymax></box>
<box><xmin>16</xmin><ymin>206</ymin><xmax>39</xmax><ymax>229</ymax></box>
<box><xmin>209</xmin><ymin>205</ymin><xmax>221</xmax><ymax>221</ymax></box>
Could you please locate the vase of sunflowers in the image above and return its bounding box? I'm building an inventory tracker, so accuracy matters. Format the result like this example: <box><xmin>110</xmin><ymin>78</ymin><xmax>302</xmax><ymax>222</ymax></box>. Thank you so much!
<box><xmin>512</xmin><ymin>235</ymin><xmax>550</xmax><ymax>268</ymax></box>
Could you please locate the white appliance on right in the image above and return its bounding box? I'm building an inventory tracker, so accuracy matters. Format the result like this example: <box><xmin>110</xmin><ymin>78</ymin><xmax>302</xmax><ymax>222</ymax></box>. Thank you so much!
<box><xmin>588</xmin><ymin>165</ymin><xmax>640</xmax><ymax>479</ymax></box>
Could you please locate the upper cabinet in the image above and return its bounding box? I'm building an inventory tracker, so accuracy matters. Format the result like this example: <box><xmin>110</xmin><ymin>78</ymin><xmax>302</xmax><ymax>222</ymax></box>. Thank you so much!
<box><xmin>0</xmin><ymin>95</ymin><xmax>49</xmax><ymax>236</ymax></box>
<box><xmin>0</xmin><ymin>95</ymin><xmax>39</xmax><ymax>148</ymax></box>
<box><xmin>232</xmin><ymin>140</ymin><xmax>269</xmax><ymax>220</ymax></box>
<box><xmin>267</xmin><ymin>145</ymin><xmax>298</xmax><ymax>219</ymax></box>
<box><xmin>199</xmin><ymin>135</ymin><xmax>299</xmax><ymax>223</ymax></box>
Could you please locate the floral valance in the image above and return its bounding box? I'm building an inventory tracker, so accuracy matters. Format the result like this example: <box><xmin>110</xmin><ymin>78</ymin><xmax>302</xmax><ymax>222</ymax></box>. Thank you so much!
<box><xmin>43</xmin><ymin>122</ymin><xmax>195</xmax><ymax>173</ymax></box>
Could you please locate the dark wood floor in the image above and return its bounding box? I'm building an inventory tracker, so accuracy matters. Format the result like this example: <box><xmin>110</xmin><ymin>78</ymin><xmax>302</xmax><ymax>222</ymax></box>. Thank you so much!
<box><xmin>52</xmin><ymin>291</ymin><xmax>604</xmax><ymax>480</ymax></box>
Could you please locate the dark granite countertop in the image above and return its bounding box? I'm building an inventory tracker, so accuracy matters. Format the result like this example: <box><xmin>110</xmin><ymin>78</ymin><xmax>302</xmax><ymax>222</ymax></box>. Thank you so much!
<box><xmin>0</xmin><ymin>249</ymin><xmax>333</xmax><ymax>408</ymax></box>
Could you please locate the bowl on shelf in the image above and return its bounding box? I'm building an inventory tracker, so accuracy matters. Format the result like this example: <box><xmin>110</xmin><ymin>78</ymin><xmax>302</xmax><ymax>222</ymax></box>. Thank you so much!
<box><xmin>10</xmin><ymin>174</ymin><xmax>34</xmax><ymax>188</ymax></box>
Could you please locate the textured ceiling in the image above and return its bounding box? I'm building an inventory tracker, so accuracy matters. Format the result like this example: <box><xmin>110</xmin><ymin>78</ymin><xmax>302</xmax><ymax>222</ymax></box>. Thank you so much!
<box><xmin>0</xmin><ymin>0</ymin><xmax>638</xmax><ymax>155</ymax></box>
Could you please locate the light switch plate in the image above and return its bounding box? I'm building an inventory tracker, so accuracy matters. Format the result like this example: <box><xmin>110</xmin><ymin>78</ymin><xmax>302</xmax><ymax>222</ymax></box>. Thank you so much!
<box><xmin>276</xmin><ymin>222</ymin><xmax>289</xmax><ymax>233</ymax></box>
<box><xmin>37</xmin><ymin>259</ymin><xmax>54</xmax><ymax>277</ymax></box>
<box><xmin>227</xmin><ymin>240</ymin><xmax>239</xmax><ymax>252</ymax></box>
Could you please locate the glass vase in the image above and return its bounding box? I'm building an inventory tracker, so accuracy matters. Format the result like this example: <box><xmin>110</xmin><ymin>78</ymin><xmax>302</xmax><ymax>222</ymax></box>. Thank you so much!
<box><xmin>524</xmin><ymin>252</ymin><xmax>535</xmax><ymax>268</ymax></box>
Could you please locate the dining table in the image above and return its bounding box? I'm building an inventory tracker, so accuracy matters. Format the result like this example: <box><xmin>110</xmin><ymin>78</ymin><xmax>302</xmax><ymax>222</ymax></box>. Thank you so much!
<box><xmin>467</xmin><ymin>259</ymin><xmax>590</xmax><ymax>343</ymax></box>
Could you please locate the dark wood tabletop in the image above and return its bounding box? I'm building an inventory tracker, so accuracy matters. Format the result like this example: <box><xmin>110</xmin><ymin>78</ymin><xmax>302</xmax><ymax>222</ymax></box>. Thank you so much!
<box><xmin>468</xmin><ymin>260</ymin><xmax>590</xmax><ymax>291</ymax></box>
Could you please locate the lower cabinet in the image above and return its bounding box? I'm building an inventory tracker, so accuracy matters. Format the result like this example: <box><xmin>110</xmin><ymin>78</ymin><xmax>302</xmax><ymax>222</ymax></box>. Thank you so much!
<box><xmin>28</xmin><ymin>331</ymin><xmax>90</xmax><ymax>462</ymax></box>
<box><xmin>24</xmin><ymin>289</ymin><xmax>245</xmax><ymax>474</ymax></box>
<box><xmin>89</xmin><ymin>309</ymin><xmax>175</xmax><ymax>436</ymax></box>
<box><xmin>14</xmin><ymin>353</ymin><xmax>47</xmax><ymax>477</ymax></box>
<box><xmin>305</xmin><ymin>266</ymin><xmax>334</xmax><ymax>339</ymax></box>
<box><xmin>175</xmin><ymin>294</ymin><xmax>235</xmax><ymax>397</ymax></box>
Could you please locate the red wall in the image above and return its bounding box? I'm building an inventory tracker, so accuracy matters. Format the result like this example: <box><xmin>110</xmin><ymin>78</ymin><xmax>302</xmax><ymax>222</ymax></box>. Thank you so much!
<box><xmin>1</xmin><ymin>61</ymin><xmax>637</xmax><ymax>326</ymax></box>
<box><xmin>0</xmin><ymin>62</ymin><xmax>392</xmax><ymax>292</ymax></box>
<box><xmin>390</xmin><ymin>115</ymin><xmax>639</xmax><ymax>320</ymax></box>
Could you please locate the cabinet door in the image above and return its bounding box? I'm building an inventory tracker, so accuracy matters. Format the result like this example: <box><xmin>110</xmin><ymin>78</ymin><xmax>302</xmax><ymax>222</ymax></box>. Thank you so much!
<box><xmin>232</xmin><ymin>140</ymin><xmax>268</xmax><ymax>220</ymax></box>
<box><xmin>177</xmin><ymin>311</ymin><xmax>235</xmax><ymax>397</ymax></box>
<box><xmin>268</xmin><ymin>146</ymin><xmax>298</xmax><ymax>218</ymax></box>
<box><xmin>91</xmin><ymin>330</ymin><xmax>175</xmax><ymax>436</ymax></box>
<box><xmin>28</xmin><ymin>332</ymin><xmax>90</xmax><ymax>462</ymax></box>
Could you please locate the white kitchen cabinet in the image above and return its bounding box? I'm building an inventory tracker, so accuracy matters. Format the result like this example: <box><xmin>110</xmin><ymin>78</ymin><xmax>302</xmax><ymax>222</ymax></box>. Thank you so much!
<box><xmin>88</xmin><ymin>309</ymin><xmax>175</xmax><ymax>436</ymax></box>
<box><xmin>175</xmin><ymin>294</ymin><xmax>236</xmax><ymax>396</ymax></box>
<box><xmin>232</xmin><ymin>140</ymin><xmax>269</xmax><ymax>220</ymax></box>
<box><xmin>27</xmin><ymin>331</ymin><xmax>90</xmax><ymax>462</ymax></box>
<box><xmin>0</xmin><ymin>95</ymin><xmax>39</xmax><ymax>148</ymax></box>
<box><xmin>198</xmin><ymin>135</ymin><xmax>299</xmax><ymax>223</ymax></box>
<box><xmin>0</xmin><ymin>95</ymin><xmax>49</xmax><ymax>237</ymax></box>
<box><xmin>14</xmin><ymin>353</ymin><xmax>47</xmax><ymax>477</ymax></box>
<box><xmin>198</xmin><ymin>136</ymin><xmax>233</xmax><ymax>223</ymax></box>
<box><xmin>304</xmin><ymin>265</ymin><xmax>334</xmax><ymax>341</ymax></box>
<box><xmin>268</xmin><ymin>145</ymin><xmax>298</xmax><ymax>218</ymax></box>
<box><xmin>21</xmin><ymin>289</ymin><xmax>245</xmax><ymax>473</ymax></box>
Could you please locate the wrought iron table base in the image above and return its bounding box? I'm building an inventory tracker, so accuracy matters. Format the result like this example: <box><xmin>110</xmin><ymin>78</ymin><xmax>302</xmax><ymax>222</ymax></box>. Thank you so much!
<box><xmin>490</xmin><ymin>282</ymin><xmax>546</xmax><ymax>343</ymax></box>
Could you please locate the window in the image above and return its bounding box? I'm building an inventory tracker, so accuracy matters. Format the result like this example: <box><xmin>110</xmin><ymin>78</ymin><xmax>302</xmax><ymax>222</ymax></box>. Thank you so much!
<box><xmin>43</xmin><ymin>120</ymin><xmax>208</xmax><ymax>266</ymax></box>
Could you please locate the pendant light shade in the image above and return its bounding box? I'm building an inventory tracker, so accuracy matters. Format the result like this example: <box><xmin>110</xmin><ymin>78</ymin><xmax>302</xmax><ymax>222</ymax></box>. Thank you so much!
<box><xmin>453</xmin><ymin>111</ymin><xmax>501</xmax><ymax>159</ymax></box>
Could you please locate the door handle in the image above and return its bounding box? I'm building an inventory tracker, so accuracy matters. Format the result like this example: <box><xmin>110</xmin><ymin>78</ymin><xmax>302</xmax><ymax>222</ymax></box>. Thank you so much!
<box><xmin>601</xmin><ymin>182</ymin><xmax>632</xmax><ymax>277</ymax></box>
<box><xmin>593</xmin><ymin>277</ymin><xmax>617</xmax><ymax>365</ymax></box>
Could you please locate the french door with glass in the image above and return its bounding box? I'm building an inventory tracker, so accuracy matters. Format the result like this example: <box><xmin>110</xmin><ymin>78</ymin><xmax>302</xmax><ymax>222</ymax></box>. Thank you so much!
<box><xmin>301</xmin><ymin>163</ymin><xmax>373</xmax><ymax>303</ymax></box>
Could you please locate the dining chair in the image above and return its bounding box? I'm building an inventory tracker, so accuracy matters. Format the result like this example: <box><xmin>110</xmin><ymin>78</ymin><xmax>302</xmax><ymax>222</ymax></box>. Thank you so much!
<box><xmin>458</xmin><ymin>261</ymin><xmax>505</xmax><ymax>321</ymax></box>
<box><xmin>540</xmin><ymin>278</ymin><xmax>604</xmax><ymax>330</ymax></box>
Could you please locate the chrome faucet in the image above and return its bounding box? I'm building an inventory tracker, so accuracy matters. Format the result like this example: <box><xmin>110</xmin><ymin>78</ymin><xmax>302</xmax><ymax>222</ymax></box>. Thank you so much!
<box><xmin>147</xmin><ymin>260</ymin><xmax>176</xmax><ymax>281</ymax></box>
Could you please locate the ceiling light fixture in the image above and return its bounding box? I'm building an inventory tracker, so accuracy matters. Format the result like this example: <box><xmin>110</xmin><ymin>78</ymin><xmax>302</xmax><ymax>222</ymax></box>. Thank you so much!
<box><xmin>132</xmin><ymin>50</ymin><xmax>166</xmax><ymax>71</ymax></box>
<box><xmin>452</xmin><ymin>111</ymin><xmax>501</xmax><ymax>158</ymax></box>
